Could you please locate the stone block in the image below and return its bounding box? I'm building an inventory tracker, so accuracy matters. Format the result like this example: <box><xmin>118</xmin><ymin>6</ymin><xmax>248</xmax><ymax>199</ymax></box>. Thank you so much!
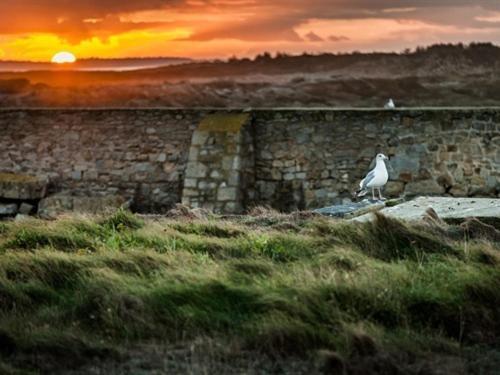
<box><xmin>449</xmin><ymin>186</ymin><xmax>467</xmax><ymax>196</ymax></box>
<box><xmin>38</xmin><ymin>194</ymin><xmax>127</xmax><ymax>219</ymax></box>
<box><xmin>217</xmin><ymin>187</ymin><xmax>238</xmax><ymax>201</ymax></box>
<box><xmin>19</xmin><ymin>202</ymin><xmax>35</xmax><ymax>215</ymax></box>
<box><xmin>384</xmin><ymin>181</ymin><xmax>405</xmax><ymax>197</ymax></box>
<box><xmin>71</xmin><ymin>170</ymin><xmax>82</xmax><ymax>180</ymax></box>
<box><xmin>0</xmin><ymin>173</ymin><xmax>48</xmax><ymax>200</ymax></box>
<box><xmin>0</xmin><ymin>203</ymin><xmax>18</xmax><ymax>216</ymax></box>
<box><xmin>227</xmin><ymin>171</ymin><xmax>240</xmax><ymax>186</ymax></box>
<box><xmin>210</xmin><ymin>170</ymin><xmax>222</xmax><ymax>179</ymax></box>
<box><xmin>184</xmin><ymin>178</ymin><xmax>197</xmax><ymax>188</ymax></box>
<box><xmin>259</xmin><ymin>150</ymin><xmax>273</xmax><ymax>160</ymax></box>
<box><xmin>191</xmin><ymin>131</ymin><xmax>209</xmax><ymax>146</ymax></box>
<box><xmin>185</xmin><ymin>162</ymin><xmax>208</xmax><ymax>178</ymax></box>
<box><xmin>404</xmin><ymin>180</ymin><xmax>445</xmax><ymax>196</ymax></box>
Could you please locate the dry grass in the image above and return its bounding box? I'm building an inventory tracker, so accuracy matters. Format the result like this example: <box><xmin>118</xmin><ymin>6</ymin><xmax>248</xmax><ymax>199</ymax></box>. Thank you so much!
<box><xmin>0</xmin><ymin>209</ymin><xmax>499</xmax><ymax>373</ymax></box>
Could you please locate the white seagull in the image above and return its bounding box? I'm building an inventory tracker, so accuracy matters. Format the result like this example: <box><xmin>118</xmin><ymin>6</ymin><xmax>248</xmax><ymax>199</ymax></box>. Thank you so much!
<box><xmin>384</xmin><ymin>99</ymin><xmax>395</xmax><ymax>109</ymax></box>
<box><xmin>356</xmin><ymin>154</ymin><xmax>389</xmax><ymax>201</ymax></box>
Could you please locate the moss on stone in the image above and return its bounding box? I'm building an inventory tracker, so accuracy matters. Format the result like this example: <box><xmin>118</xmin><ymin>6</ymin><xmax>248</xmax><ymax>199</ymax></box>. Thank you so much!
<box><xmin>0</xmin><ymin>173</ymin><xmax>40</xmax><ymax>183</ymax></box>
<box><xmin>199</xmin><ymin>113</ymin><xmax>250</xmax><ymax>132</ymax></box>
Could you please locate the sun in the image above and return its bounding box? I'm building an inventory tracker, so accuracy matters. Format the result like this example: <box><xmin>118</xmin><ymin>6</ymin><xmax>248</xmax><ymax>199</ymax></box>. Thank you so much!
<box><xmin>51</xmin><ymin>51</ymin><xmax>77</xmax><ymax>64</ymax></box>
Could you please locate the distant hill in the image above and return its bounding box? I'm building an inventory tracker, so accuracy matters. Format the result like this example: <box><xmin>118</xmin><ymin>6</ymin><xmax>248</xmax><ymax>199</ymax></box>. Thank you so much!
<box><xmin>1</xmin><ymin>43</ymin><xmax>500</xmax><ymax>107</ymax></box>
<box><xmin>0</xmin><ymin>57</ymin><xmax>192</xmax><ymax>72</ymax></box>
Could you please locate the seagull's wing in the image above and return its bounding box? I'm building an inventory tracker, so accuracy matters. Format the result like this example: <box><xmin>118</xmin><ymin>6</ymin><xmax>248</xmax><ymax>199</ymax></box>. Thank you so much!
<box><xmin>360</xmin><ymin>169</ymin><xmax>376</xmax><ymax>190</ymax></box>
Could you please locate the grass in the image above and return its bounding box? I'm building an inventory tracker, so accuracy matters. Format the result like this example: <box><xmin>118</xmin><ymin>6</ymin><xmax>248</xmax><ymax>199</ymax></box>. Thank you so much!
<box><xmin>0</xmin><ymin>209</ymin><xmax>499</xmax><ymax>373</ymax></box>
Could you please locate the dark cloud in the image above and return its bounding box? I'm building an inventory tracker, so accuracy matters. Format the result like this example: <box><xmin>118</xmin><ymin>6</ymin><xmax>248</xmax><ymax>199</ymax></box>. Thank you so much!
<box><xmin>328</xmin><ymin>35</ymin><xmax>350</xmax><ymax>42</ymax></box>
<box><xmin>183</xmin><ymin>1</ymin><xmax>500</xmax><ymax>42</ymax></box>
<box><xmin>1</xmin><ymin>0</ymin><xmax>500</xmax><ymax>43</ymax></box>
<box><xmin>305</xmin><ymin>32</ymin><xmax>324</xmax><ymax>42</ymax></box>
<box><xmin>0</xmin><ymin>1</ymin><xmax>178</xmax><ymax>38</ymax></box>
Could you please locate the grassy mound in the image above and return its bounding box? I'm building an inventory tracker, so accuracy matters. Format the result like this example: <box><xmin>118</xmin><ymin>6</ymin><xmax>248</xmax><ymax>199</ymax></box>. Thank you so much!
<box><xmin>0</xmin><ymin>210</ymin><xmax>499</xmax><ymax>373</ymax></box>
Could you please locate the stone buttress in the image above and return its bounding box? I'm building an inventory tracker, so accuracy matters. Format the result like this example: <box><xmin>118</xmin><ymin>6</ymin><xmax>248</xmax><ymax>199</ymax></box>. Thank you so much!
<box><xmin>181</xmin><ymin>112</ymin><xmax>255</xmax><ymax>213</ymax></box>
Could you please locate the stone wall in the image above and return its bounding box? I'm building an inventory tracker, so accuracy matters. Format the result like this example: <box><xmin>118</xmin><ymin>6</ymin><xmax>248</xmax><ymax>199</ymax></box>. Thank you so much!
<box><xmin>0</xmin><ymin>108</ymin><xmax>498</xmax><ymax>213</ymax></box>
<box><xmin>253</xmin><ymin>109</ymin><xmax>500</xmax><ymax>210</ymax></box>
<box><xmin>0</xmin><ymin>109</ymin><xmax>201</xmax><ymax>212</ymax></box>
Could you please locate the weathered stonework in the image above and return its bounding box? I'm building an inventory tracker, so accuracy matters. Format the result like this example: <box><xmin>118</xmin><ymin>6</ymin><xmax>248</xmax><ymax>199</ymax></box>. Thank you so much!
<box><xmin>0</xmin><ymin>109</ymin><xmax>201</xmax><ymax>212</ymax></box>
<box><xmin>253</xmin><ymin>109</ymin><xmax>500</xmax><ymax>210</ymax></box>
<box><xmin>0</xmin><ymin>108</ymin><xmax>498</xmax><ymax>213</ymax></box>
<box><xmin>182</xmin><ymin>113</ymin><xmax>254</xmax><ymax>213</ymax></box>
<box><xmin>0</xmin><ymin>173</ymin><xmax>48</xmax><ymax>200</ymax></box>
<box><xmin>38</xmin><ymin>193</ymin><xmax>127</xmax><ymax>218</ymax></box>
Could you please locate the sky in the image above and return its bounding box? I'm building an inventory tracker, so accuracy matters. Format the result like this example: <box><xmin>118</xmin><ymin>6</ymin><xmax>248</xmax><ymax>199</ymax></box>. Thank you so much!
<box><xmin>1</xmin><ymin>1</ymin><xmax>500</xmax><ymax>61</ymax></box>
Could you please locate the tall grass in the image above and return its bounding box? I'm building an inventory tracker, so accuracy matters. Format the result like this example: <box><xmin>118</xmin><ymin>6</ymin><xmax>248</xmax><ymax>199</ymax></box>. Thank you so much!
<box><xmin>0</xmin><ymin>210</ymin><xmax>498</xmax><ymax>373</ymax></box>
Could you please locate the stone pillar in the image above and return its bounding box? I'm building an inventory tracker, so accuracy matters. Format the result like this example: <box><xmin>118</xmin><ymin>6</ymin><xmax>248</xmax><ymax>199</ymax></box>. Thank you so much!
<box><xmin>181</xmin><ymin>113</ymin><xmax>254</xmax><ymax>214</ymax></box>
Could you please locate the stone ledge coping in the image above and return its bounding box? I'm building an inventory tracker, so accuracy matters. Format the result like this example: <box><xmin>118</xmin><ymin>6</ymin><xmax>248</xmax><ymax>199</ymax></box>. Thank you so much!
<box><xmin>2</xmin><ymin>107</ymin><xmax>500</xmax><ymax>112</ymax></box>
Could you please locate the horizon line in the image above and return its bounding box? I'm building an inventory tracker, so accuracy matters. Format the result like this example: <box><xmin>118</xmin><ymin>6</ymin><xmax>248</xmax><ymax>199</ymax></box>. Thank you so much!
<box><xmin>1</xmin><ymin>41</ymin><xmax>498</xmax><ymax>64</ymax></box>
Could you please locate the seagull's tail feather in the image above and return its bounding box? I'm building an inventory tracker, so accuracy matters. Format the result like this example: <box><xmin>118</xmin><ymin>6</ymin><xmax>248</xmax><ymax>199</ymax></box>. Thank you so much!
<box><xmin>355</xmin><ymin>189</ymin><xmax>368</xmax><ymax>198</ymax></box>
<box><xmin>353</xmin><ymin>178</ymin><xmax>367</xmax><ymax>198</ymax></box>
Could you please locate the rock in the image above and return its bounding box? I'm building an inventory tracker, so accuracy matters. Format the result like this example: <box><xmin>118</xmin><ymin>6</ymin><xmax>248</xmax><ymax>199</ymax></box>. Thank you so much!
<box><xmin>18</xmin><ymin>203</ymin><xmax>35</xmax><ymax>215</ymax></box>
<box><xmin>191</xmin><ymin>131</ymin><xmax>209</xmax><ymax>146</ymax></box>
<box><xmin>449</xmin><ymin>186</ymin><xmax>467</xmax><ymax>197</ymax></box>
<box><xmin>15</xmin><ymin>214</ymin><xmax>30</xmax><ymax>221</ymax></box>
<box><xmin>0</xmin><ymin>173</ymin><xmax>48</xmax><ymax>200</ymax></box>
<box><xmin>404</xmin><ymin>180</ymin><xmax>444</xmax><ymax>196</ymax></box>
<box><xmin>384</xmin><ymin>181</ymin><xmax>405</xmax><ymax>197</ymax></box>
<box><xmin>217</xmin><ymin>187</ymin><xmax>238</xmax><ymax>201</ymax></box>
<box><xmin>185</xmin><ymin>162</ymin><xmax>208</xmax><ymax>178</ymax></box>
<box><xmin>314</xmin><ymin>199</ymin><xmax>386</xmax><ymax>219</ymax></box>
<box><xmin>353</xmin><ymin>197</ymin><xmax>500</xmax><ymax>222</ymax></box>
<box><xmin>0</xmin><ymin>203</ymin><xmax>18</xmax><ymax>216</ymax></box>
<box><xmin>38</xmin><ymin>194</ymin><xmax>127</xmax><ymax>219</ymax></box>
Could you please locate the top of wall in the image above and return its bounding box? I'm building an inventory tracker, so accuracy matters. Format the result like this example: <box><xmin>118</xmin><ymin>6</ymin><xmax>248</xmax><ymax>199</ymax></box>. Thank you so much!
<box><xmin>1</xmin><ymin>107</ymin><xmax>500</xmax><ymax>112</ymax></box>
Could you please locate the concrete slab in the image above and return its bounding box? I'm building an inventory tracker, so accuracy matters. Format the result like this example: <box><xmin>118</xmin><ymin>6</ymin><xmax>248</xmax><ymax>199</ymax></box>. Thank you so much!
<box><xmin>352</xmin><ymin>197</ymin><xmax>500</xmax><ymax>222</ymax></box>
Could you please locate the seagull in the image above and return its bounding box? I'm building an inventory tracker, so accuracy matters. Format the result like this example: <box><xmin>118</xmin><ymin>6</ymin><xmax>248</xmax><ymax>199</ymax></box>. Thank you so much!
<box><xmin>355</xmin><ymin>154</ymin><xmax>389</xmax><ymax>201</ymax></box>
<box><xmin>384</xmin><ymin>99</ymin><xmax>395</xmax><ymax>109</ymax></box>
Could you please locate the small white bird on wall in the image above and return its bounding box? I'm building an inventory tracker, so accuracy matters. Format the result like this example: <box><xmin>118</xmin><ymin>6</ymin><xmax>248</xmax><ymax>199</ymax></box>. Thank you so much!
<box><xmin>384</xmin><ymin>99</ymin><xmax>396</xmax><ymax>109</ymax></box>
<box><xmin>355</xmin><ymin>153</ymin><xmax>389</xmax><ymax>201</ymax></box>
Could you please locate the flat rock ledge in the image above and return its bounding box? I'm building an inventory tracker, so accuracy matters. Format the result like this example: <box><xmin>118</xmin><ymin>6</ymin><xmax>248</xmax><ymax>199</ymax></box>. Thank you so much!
<box><xmin>314</xmin><ymin>199</ymin><xmax>389</xmax><ymax>219</ymax></box>
<box><xmin>352</xmin><ymin>197</ymin><xmax>500</xmax><ymax>222</ymax></box>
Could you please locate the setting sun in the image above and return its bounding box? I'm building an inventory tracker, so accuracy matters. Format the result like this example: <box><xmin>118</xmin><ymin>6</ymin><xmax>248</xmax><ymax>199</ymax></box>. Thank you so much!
<box><xmin>51</xmin><ymin>51</ymin><xmax>76</xmax><ymax>64</ymax></box>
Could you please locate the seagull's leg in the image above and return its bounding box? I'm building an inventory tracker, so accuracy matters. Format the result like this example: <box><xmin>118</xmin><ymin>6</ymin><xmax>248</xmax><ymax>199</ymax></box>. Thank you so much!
<box><xmin>372</xmin><ymin>188</ymin><xmax>375</xmax><ymax>201</ymax></box>
<box><xmin>378</xmin><ymin>188</ymin><xmax>384</xmax><ymax>201</ymax></box>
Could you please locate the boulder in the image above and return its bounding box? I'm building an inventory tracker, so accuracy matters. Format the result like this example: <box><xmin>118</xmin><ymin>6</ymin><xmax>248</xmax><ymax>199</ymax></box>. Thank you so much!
<box><xmin>38</xmin><ymin>194</ymin><xmax>128</xmax><ymax>219</ymax></box>
<box><xmin>0</xmin><ymin>173</ymin><xmax>48</xmax><ymax>200</ymax></box>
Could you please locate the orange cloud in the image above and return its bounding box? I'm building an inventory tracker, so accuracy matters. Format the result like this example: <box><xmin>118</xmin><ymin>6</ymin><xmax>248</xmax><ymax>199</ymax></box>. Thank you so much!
<box><xmin>0</xmin><ymin>1</ymin><xmax>500</xmax><ymax>60</ymax></box>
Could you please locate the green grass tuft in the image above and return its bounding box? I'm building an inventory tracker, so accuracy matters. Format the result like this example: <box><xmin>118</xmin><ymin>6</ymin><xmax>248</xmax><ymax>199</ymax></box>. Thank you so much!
<box><xmin>0</xmin><ymin>212</ymin><xmax>498</xmax><ymax>373</ymax></box>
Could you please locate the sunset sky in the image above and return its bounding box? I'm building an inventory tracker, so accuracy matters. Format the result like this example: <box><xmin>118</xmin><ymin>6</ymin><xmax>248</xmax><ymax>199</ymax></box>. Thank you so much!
<box><xmin>1</xmin><ymin>1</ymin><xmax>500</xmax><ymax>61</ymax></box>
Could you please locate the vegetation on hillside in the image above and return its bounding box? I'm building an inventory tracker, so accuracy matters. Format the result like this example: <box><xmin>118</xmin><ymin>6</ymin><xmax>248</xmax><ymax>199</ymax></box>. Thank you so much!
<box><xmin>2</xmin><ymin>43</ymin><xmax>500</xmax><ymax>108</ymax></box>
<box><xmin>0</xmin><ymin>209</ymin><xmax>499</xmax><ymax>374</ymax></box>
